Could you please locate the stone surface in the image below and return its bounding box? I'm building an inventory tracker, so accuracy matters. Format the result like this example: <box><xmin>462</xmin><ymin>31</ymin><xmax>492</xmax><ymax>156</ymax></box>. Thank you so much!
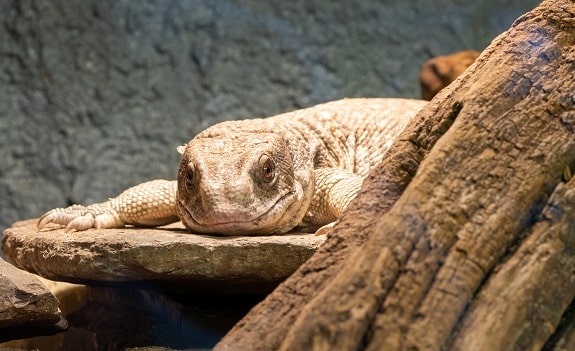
<box><xmin>2</xmin><ymin>220</ymin><xmax>325</xmax><ymax>293</ymax></box>
<box><xmin>0</xmin><ymin>258</ymin><xmax>66</xmax><ymax>339</ymax></box>
<box><xmin>0</xmin><ymin>0</ymin><xmax>541</xmax><ymax>234</ymax></box>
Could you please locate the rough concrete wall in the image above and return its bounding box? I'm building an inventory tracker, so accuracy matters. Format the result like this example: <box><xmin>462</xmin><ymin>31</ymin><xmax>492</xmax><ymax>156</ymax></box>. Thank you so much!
<box><xmin>0</xmin><ymin>0</ymin><xmax>540</xmax><ymax>232</ymax></box>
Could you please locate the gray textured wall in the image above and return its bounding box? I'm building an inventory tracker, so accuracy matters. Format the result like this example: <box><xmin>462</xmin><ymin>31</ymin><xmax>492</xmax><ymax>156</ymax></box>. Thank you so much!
<box><xmin>0</xmin><ymin>0</ymin><xmax>540</xmax><ymax>232</ymax></box>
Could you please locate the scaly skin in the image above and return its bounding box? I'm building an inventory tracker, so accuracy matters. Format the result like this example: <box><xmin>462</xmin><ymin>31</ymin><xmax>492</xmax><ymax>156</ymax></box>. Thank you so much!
<box><xmin>38</xmin><ymin>98</ymin><xmax>426</xmax><ymax>235</ymax></box>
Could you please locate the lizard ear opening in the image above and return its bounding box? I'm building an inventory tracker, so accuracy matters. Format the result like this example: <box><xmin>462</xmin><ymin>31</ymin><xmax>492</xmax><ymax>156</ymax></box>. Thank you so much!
<box><xmin>177</xmin><ymin>145</ymin><xmax>186</xmax><ymax>155</ymax></box>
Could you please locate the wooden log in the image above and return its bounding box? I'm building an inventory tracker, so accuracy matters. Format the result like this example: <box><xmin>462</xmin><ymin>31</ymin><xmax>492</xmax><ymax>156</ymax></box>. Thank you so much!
<box><xmin>216</xmin><ymin>0</ymin><xmax>575</xmax><ymax>350</ymax></box>
<box><xmin>449</xmin><ymin>176</ymin><xmax>575</xmax><ymax>350</ymax></box>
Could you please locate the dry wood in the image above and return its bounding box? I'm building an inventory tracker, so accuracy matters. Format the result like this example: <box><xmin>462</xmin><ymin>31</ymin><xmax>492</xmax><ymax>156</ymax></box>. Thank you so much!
<box><xmin>449</xmin><ymin>175</ymin><xmax>575</xmax><ymax>350</ymax></box>
<box><xmin>216</xmin><ymin>1</ymin><xmax>575</xmax><ymax>350</ymax></box>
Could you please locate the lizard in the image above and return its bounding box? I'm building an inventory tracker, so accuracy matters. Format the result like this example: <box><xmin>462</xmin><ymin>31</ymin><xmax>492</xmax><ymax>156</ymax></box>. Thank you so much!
<box><xmin>37</xmin><ymin>98</ymin><xmax>427</xmax><ymax>236</ymax></box>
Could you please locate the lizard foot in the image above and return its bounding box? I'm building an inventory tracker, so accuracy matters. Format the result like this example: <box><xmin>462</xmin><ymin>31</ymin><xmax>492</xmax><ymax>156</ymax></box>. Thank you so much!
<box><xmin>37</xmin><ymin>204</ymin><xmax>122</xmax><ymax>232</ymax></box>
<box><xmin>314</xmin><ymin>222</ymin><xmax>335</xmax><ymax>236</ymax></box>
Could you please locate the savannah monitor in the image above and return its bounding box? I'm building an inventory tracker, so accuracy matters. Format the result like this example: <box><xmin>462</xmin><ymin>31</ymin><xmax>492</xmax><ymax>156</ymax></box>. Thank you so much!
<box><xmin>38</xmin><ymin>98</ymin><xmax>426</xmax><ymax>236</ymax></box>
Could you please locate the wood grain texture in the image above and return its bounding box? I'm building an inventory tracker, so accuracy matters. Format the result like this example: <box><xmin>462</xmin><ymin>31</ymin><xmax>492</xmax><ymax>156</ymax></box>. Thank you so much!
<box><xmin>216</xmin><ymin>0</ymin><xmax>575</xmax><ymax>350</ymax></box>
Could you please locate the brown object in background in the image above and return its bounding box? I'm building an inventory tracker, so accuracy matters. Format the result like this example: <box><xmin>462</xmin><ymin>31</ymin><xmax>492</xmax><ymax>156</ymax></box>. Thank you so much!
<box><xmin>420</xmin><ymin>50</ymin><xmax>480</xmax><ymax>100</ymax></box>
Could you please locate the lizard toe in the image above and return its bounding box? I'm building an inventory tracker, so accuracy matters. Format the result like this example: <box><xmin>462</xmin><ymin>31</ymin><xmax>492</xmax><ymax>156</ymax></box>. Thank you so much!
<box><xmin>314</xmin><ymin>222</ymin><xmax>335</xmax><ymax>236</ymax></box>
<box><xmin>65</xmin><ymin>213</ymin><xmax>96</xmax><ymax>232</ymax></box>
<box><xmin>37</xmin><ymin>205</ymin><xmax>89</xmax><ymax>231</ymax></box>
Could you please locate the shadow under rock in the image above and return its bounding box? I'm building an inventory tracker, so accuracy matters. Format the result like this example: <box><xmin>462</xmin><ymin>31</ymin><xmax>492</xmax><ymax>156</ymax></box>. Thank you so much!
<box><xmin>1</xmin><ymin>285</ymin><xmax>263</xmax><ymax>351</ymax></box>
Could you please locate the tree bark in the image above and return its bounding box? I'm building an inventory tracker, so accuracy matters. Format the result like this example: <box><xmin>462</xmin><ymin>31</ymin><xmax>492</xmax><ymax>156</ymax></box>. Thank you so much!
<box><xmin>216</xmin><ymin>1</ymin><xmax>575</xmax><ymax>350</ymax></box>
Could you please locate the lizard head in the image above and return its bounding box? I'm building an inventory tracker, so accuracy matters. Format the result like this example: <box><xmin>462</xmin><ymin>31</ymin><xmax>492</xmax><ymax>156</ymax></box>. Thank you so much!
<box><xmin>176</xmin><ymin>132</ymin><xmax>314</xmax><ymax>235</ymax></box>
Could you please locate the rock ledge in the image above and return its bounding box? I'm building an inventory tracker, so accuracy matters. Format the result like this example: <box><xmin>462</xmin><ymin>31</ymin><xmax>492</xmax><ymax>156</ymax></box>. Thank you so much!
<box><xmin>0</xmin><ymin>258</ymin><xmax>66</xmax><ymax>341</ymax></box>
<box><xmin>2</xmin><ymin>220</ymin><xmax>325</xmax><ymax>293</ymax></box>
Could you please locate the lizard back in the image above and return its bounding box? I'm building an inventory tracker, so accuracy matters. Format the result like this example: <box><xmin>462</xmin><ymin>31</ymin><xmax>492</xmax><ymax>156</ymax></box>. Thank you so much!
<box><xmin>196</xmin><ymin>98</ymin><xmax>427</xmax><ymax>177</ymax></box>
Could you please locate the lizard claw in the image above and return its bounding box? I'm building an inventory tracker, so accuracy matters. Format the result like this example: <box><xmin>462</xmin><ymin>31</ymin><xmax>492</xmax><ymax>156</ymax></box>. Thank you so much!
<box><xmin>37</xmin><ymin>205</ymin><xmax>92</xmax><ymax>231</ymax></box>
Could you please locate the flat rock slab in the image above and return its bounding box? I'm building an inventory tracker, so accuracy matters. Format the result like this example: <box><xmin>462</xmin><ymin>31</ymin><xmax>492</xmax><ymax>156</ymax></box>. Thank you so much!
<box><xmin>0</xmin><ymin>258</ymin><xmax>66</xmax><ymax>340</ymax></box>
<box><xmin>2</xmin><ymin>220</ymin><xmax>325</xmax><ymax>293</ymax></box>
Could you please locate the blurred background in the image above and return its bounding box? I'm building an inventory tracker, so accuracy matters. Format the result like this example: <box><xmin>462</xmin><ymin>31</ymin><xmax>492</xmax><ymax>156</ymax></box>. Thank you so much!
<box><xmin>0</xmin><ymin>0</ymin><xmax>541</xmax><ymax>233</ymax></box>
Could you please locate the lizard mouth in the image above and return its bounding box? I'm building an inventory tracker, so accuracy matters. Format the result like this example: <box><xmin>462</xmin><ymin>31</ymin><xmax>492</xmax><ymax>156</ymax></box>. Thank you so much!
<box><xmin>177</xmin><ymin>191</ymin><xmax>295</xmax><ymax>235</ymax></box>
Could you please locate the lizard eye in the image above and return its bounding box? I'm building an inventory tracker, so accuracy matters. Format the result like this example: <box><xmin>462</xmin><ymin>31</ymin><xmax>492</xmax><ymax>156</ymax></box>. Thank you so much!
<box><xmin>259</xmin><ymin>155</ymin><xmax>276</xmax><ymax>184</ymax></box>
<box><xmin>184</xmin><ymin>162</ymin><xmax>195</xmax><ymax>193</ymax></box>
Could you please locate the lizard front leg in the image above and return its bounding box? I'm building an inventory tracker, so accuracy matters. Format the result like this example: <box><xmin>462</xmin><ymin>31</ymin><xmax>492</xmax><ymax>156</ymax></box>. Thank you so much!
<box><xmin>37</xmin><ymin>179</ymin><xmax>180</xmax><ymax>232</ymax></box>
<box><xmin>303</xmin><ymin>168</ymin><xmax>364</xmax><ymax>235</ymax></box>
